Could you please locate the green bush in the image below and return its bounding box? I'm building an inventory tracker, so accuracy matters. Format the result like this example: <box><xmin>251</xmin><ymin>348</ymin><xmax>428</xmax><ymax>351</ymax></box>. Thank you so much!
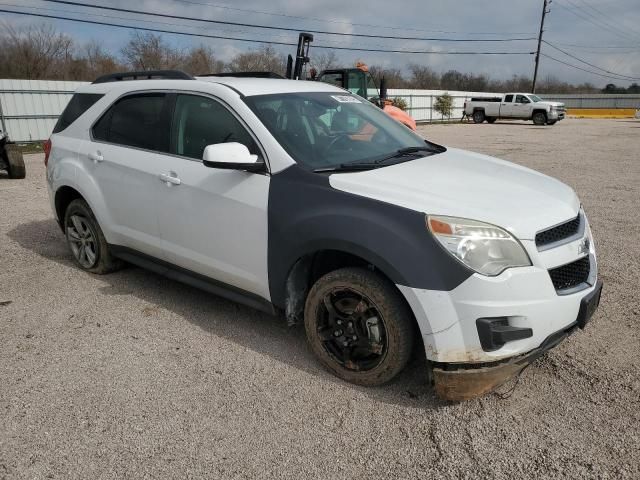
<box><xmin>434</xmin><ymin>93</ymin><xmax>454</xmax><ymax>120</ymax></box>
<box><xmin>390</xmin><ymin>97</ymin><xmax>409</xmax><ymax>111</ymax></box>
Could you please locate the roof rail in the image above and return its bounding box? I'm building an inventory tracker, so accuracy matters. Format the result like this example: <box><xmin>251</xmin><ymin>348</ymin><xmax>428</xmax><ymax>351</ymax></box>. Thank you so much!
<box><xmin>92</xmin><ymin>70</ymin><xmax>194</xmax><ymax>84</ymax></box>
<box><xmin>199</xmin><ymin>72</ymin><xmax>285</xmax><ymax>79</ymax></box>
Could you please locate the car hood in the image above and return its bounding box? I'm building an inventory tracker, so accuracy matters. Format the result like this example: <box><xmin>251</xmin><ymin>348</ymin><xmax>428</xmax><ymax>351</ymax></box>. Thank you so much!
<box><xmin>328</xmin><ymin>147</ymin><xmax>580</xmax><ymax>240</ymax></box>
<box><xmin>538</xmin><ymin>101</ymin><xmax>565</xmax><ymax>108</ymax></box>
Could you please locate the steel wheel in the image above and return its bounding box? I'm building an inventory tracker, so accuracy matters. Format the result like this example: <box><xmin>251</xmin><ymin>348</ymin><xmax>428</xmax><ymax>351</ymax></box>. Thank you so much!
<box><xmin>317</xmin><ymin>287</ymin><xmax>388</xmax><ymax>372</ymax></box>
<box><xmin>66</xmin><ymin>214</ymin><xmax>98</xmax><ymax>269</ymax></box>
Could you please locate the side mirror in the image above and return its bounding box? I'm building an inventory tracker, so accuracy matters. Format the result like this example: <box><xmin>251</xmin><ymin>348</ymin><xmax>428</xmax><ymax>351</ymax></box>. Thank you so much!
<box><xmin>202</xmin><ymin>142</ymin><xmax>265</xmax><ymax>172</ymax></box>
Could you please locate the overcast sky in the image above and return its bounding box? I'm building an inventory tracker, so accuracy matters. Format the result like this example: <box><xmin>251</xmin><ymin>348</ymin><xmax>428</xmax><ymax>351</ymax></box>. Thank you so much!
<box><xmin>3</xmin><ymin>0</ymin><xmax>640</xmax><ymax>86</ymax></box>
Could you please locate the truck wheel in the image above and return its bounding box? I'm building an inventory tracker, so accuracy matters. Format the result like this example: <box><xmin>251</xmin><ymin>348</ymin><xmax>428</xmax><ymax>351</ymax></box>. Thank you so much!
<box><xmin>486</xmin><ymin>117</ymin><xmax>497</xmax><ymax>124</ymax></box>
<box><xmin>5</xmin><ymin>145</ymin><xmax>25</xmax><ymax>179</ymax></box>
<box><xmin>533</xmin><ymin>112</ymin><xmax>547</xmax><ymax>125</ymax></box>
<box><xmin>304</xmin><ymin>267</ymin><xmax>414</xmax><ymax>386</ymax></box>
<box><xmin>64</xmin><ymin>199</ymin><xmax>124</xmax><ymax>274</ymax></box>
<box><xmin>472</xmin><ymin>110</ymin><xmax>485</xmax><ymax>123</ymax></box>
<box><xmin>547</xmin><ymin>120</ymin><xmax>557</xmax><ymax>126</ymax></box>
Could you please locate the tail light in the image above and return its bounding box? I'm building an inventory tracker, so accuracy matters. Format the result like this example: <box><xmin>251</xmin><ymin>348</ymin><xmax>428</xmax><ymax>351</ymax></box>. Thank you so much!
<box><xmin>43</xmin><ymin>138</ymin><xmax>52</xmax><ymax>167</ymax></box>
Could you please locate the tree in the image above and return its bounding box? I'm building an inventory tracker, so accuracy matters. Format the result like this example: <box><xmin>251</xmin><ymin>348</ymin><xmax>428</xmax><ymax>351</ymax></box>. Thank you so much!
<box><xmin>227</xmin><ymin>45</ymin><xmax>285</xmax><ymax>76</ymax></box>
<box><xmin>408</xmin><ymin>64</ymin><xmax>439</xmax><ymax>89</ymax></box>
<box><xmin>434</xmin><ymin>93</ymin><xmax>453</xmax><ymax>120</ymax></box>
<box><xmin>311</xmin><ymin>51</ymin><xmax>339</xmax><ymax>72</ymax></box>
<box><xmin>368</xmin><ymin>66</ymin><xmax>407</xmax><ymax>89</ymax></box>
<box><xmin>0</xmin><ymin>23</ymin><xmax>73</xmax><ymax>79</ymax></box>
<box><xmin>180</xmin><ymin>45</ymin><xmax>224</xmax><ymax>75</ymax></box>
<box><xmin>121</xmin><ymin>32</ymin><xmax>181</xmax><ymax>70</ymax></box>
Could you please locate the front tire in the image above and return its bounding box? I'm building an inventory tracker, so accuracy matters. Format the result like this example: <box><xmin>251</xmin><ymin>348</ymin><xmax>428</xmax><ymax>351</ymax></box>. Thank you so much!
<box><xmin>64</xmin><ymin>199</ymin><xmax>123</xmax><ymax>274</ymax></box>
<box><xmin>533</xmin><ymin>111</ymin><xmax>547</xmax><ymax>125</ymax></box>
<box><xmin>472</xmin><ymin>110</ymin><xmax>485</xmax><ymax>123</ymax></box>
<box><xmin>304</xmin><ymin>267</ymin><xmax>414</xmax><ymax>386</ymax></box>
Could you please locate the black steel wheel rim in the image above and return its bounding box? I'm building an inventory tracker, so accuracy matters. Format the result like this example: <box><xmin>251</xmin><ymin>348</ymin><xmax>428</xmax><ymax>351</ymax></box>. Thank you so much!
<box><xmin>66</xmin><ymin>214</ymin><xmax>98</xmax><ymax>268</ymax></box>
<box><xmin>316</xmin><ymin>287</ymin><xmax>388</xmax><ymax>371</ymax></box>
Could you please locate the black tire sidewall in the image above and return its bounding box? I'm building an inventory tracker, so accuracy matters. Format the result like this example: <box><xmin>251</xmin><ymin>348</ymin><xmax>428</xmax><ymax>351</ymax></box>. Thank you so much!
<box><xmin>63</xmin><ymin>199</ymin><xmax>114</xmax><ymax>273</ymax></box>
<box><xmin>473</xmin><ymin>111</ymin><xmax>485</xmax><ymax>123</ymax></box>
<box><xmin>304</xmin><ymin>267</ymin><xmax>414</xmax><ymax>386</ymax></box>
<box><xmin>533</xmin><ymin>112</ymin><xmax>547</xmax><ymax>125</ymax></box>
<box><xmin>5</xmin><ymin>146</ymin><xmax>25</xmax><ymax>179</ymax></box>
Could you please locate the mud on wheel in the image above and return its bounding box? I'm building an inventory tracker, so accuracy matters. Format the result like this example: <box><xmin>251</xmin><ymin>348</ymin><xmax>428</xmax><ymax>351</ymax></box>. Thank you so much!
<box><xmin>304</xmin><ymin>267</ymin><xmax>414</xmax><ymax>386</ymax></box>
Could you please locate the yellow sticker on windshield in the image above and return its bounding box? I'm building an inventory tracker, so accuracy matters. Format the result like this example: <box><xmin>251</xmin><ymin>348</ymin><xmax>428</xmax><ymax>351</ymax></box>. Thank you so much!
<box><xmin>331</xmin><ymin>95</ymin><xmax>361</xmax><ymax>103</ymax></box>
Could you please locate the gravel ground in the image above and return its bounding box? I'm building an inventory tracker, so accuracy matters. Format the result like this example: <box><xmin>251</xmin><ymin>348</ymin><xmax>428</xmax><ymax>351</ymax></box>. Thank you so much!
<box><xmin>1</xmin><ymin>118</ymin><xmax>639</xmax><ymax>479</ymax></box>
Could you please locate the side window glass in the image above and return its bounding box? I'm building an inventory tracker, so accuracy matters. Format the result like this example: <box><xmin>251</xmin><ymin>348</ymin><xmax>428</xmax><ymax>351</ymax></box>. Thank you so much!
<box><xmin>172</xmin><ymin>94</ymin><xmax>258</xmax><ymax>160</ymax></box>
<box><xmin>504</xmin><ymin>94</ymin><xmax>514</xmax><ymax>103</ymax></box>
<box><xmin>516</xmin><ymin>95</ymin><xmax>529</xmax><ymax>103</ymax></box>
<box><xmin>347</xmin><ymin>71</ymin><xmax>366</xmax><ymax>97</ymax></box>
<box><xmin>53</xmin><ymin>93</ymin><xmax>103</xmax><ymax>134</ymax></box>
<box><xmin>318</xmin><ymin>73</ymin><xmax>343</xmax><ymax>88</ymax></box>
<box><xmin>92</xmin><ymin>93</ymin><xmax>169</xmax><ymax>152</ymax></box>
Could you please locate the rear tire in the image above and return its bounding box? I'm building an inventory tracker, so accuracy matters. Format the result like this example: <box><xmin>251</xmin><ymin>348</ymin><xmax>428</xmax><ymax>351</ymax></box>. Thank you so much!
<box><xmin>533</xmin><ymin>111</ymin><xmax>547</xmax><ymax>125</ymax></box>
<box><xmin>5</xmin><ymin>145</ymin><xmax>25</xmax><ymax>179</ymax></box>
<box><xmin>473</xmin><ymin>110</ymin><xmax>485</xmax><ymax>124</ymax></box>
<box><xmin>486</xmin><ymin>117</ymin><xmax>497</xmax><ymax>124</ymax></box>
<box><xmin>304</xmin><ymin>267</ymin><xmax>414</xmax><ymax>386</ymax></box>
<box><xmin>63</xmin><ymin>199</ymin><xmax>123</xmax><ymax>274</ymax></box>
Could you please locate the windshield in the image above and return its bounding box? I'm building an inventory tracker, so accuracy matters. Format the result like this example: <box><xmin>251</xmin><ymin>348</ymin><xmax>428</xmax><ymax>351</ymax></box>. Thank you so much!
<box><xmin>244</xmin><ymin>92</ymin><xmax>439</xmax><ymax>171</ymax></box>
<box><xmin>529</xmin><ymin>95</ymin><xmax>543</xmax><ymax>102</ymax></box>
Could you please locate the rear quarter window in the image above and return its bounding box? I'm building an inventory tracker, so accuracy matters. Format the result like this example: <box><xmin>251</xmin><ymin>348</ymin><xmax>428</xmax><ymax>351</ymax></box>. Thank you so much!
<box><xmin>52</xmin><ymin>93</ymin><xmax>103</xmax><ymax>134</ymax></box>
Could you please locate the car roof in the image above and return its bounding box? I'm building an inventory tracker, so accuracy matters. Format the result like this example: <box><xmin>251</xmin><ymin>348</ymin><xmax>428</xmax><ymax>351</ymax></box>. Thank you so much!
<box><xmin>76</xmin><ymin>76</ymin><xmax>344</xmax><ymax>97</ymax></box>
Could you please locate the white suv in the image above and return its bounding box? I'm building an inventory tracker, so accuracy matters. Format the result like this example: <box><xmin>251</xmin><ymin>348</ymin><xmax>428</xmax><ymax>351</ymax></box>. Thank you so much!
<box><xmin>46</xmin><ymin>70</ymin><xmax>602</xmax><ymax>400</ymax></box>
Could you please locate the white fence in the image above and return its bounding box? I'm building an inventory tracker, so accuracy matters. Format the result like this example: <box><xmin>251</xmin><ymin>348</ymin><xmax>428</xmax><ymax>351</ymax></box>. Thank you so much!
<box><xmin>1</xmin><ymin>79</ymin><xmax>638</xmax><ymax>142</ymax></box>
<box><xmin>0</xmin><ymin>79</ymin><xmax>87</xmax><ymax>142</ymax></box>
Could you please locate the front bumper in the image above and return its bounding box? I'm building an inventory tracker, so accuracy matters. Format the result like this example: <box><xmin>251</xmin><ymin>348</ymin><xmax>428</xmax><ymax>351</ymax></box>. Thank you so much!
<box><xmin>432</xmin><ymin>280</ymin><xmax>602</xmax><ymax>401</ymax></box>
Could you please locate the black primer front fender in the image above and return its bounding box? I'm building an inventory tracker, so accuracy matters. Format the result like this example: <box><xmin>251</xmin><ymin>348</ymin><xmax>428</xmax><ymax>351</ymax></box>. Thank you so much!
<box><xmin>267</xmin><ymin>165</ymin><xmax>472</xmax><ymax>308</ymax></box>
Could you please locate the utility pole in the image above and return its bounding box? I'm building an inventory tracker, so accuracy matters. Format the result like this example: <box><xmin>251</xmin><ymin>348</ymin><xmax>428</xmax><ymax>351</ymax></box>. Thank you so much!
<box><xmin>532</xmin><ymin>0</ymin><xmax>551</xmax><ymax>93</ymax></box>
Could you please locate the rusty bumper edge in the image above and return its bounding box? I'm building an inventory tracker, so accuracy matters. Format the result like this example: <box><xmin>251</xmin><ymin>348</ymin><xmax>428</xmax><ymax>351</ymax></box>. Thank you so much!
<box><xmin>433</xmin><ymin>322</ymin><xmax>578</xmax><ymax>401</ymax></box>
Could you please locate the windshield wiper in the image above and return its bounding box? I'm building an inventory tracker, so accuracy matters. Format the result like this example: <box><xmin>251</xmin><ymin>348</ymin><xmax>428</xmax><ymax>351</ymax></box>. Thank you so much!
<box><xmin>313</xmin><ymin>163</ymin><xmax>382</xmax><ymax>173</ymax></box>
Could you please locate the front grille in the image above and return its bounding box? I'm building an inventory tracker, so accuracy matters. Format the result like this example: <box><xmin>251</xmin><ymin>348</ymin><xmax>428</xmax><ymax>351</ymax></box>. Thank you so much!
<box><xmin>536</xmin><ymin>213</ymin><xmax>581</xmax><ymax>248</ymax></box>
<box><xmin>548</xmin><ymin>256</ymin><xmax>590</xmax><ymax>291</ymax></box>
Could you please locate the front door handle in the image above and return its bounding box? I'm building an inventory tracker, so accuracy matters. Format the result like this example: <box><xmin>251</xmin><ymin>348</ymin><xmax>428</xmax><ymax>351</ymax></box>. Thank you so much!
<box><xmin>88</xmin><ymin>151</ymin><xmax>104</xmax><ymax>163</ymax></box>
<box><xmin>159</xmin><ymin>172</ymin><xmax>181</xmax><ymax>186</ymax></box>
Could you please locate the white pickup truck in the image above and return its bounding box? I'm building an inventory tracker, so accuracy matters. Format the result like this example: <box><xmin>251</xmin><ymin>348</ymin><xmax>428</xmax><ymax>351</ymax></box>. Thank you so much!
<box><xmin>464</xmin><ymin>93</ymin><xmax>566</xmax><ymax>126</ymax></box>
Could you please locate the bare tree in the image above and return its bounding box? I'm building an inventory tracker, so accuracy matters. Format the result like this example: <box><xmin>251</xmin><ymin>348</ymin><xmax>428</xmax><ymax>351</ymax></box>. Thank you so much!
<box><xmin>84</xmin><ymin>40</ymin><xmax>122</xmax><ymax>79</ymax></box>
<box><xmin>180</xmin><ymin>45</ymin><xmax>224</xmax><ymax>75</ymax></box>
<box><xmin>227</xmin><ymin>45</ymin><xmax>286</xmax><ymax>75</ymax></box>
<box><xmin>407</xmin><ymin>64</ymin><xmax>439</xmax><ymax>89</ymax></box>
<box><xmin>121</xmin><ymin>32</ymin><xmax>182</xmax><ymax>70</ymax></box>
<box><xmin>368</xmin><ymin>66</ymin><xmax>407</xmax><ymax>88</ymax></box>
<box><xmin>311</xmin><ymin>51</ymin><xmax>339</xmax><ymax>72</ymax></box>
<box><xmin>0</xmin><ymin>23</ymin><xmax>73</xmax><ymax>79</ymax></box>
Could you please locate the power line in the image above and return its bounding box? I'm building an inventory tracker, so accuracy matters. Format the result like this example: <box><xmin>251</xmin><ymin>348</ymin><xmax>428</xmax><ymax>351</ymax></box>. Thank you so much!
<box><xmin>168</xmin><ymin>0</ymin><xmax>539</xmax><ymax>37</ymax></box>
<box><xmin>544</xmin><ymin>40</ymin><xmax>639</xmax><ymax>51</ymax></box>
<box><xmin>543</xmin><ymin>40</ymin><xmax>640</xmax><ymax>80</ymax></box>
<box><xmin>38</xmin><ymin>0</ymin><xmax>537</xmax><ymax>43</ymax></box>
<box><xmin>0</xmin><ymin>8</ymin><xmax>535</xmax><ymax>56</ymax></box>
<box><xmin>574</xmin><ymin>0</ymin><xmax>640</xmax><ymax>40</ymax></box>
<box><xmin>541</xmin><ymin>53</ymin><xmax>638</xmax><ymax>81</ymax></box>
<box><xmin>554</xmin><ymin>0</ymin><xmax>640</xmax><ymax>44</ymax></box>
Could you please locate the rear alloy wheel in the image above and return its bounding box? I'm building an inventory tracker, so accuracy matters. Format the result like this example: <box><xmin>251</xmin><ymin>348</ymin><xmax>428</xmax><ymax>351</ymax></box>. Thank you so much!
<box><xmin>64</xmin><ymin>199</ymin><xmax>123</xmax><ymax>274</ymax></box>
<box><xmin>304</xmin><ymin>267</ymin><xmax>414</xmax><ymax>386</ymax></box>
<box><xmin>533</xmin><ymin>111</ymin><xmax>547</xmax><ymax>125</ymax></box>
<box><xmin>473</xmin><ymin>110</ymin><xmax>485</xmax><ymax>124</ymax></box>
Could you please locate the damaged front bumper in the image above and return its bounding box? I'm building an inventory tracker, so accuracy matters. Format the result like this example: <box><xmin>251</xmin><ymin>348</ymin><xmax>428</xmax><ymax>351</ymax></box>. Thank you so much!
<box><xmin>432</xmin><ymin>280</ymin><xmax>603</xmax><ymax>401</ymax></box>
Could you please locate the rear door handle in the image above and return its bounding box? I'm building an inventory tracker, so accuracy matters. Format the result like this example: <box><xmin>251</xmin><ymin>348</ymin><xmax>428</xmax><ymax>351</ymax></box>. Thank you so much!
<box><xmin>159</xmin><ymin>172</ymin><xmax>181</xmax><ymax>186</ymax></box>
<box><xmin>88</xmin><ymin>151</ymin><xmax>104</xmax><ymax>163</ymax></box>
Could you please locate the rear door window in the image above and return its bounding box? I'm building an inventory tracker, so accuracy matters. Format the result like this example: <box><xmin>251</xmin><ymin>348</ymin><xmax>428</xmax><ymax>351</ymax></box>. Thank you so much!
<box><xmin>170</xmin><ymin>94</ymin><xmax>258</xmax><ymax>160</ymax></box>
<box><xmin>92</xmin><ymin>92</ymin><xmax>170</xmax><ymax>152</ymax></box>
<box><xmin>53</xmin><ymin>93</ymin><xmax>103</xmax><ymax>134</ymax></box>
<box><xmin>504</xmin><ymin>94</ymin><xmax>514</xmax><ymax>103</ymax></box>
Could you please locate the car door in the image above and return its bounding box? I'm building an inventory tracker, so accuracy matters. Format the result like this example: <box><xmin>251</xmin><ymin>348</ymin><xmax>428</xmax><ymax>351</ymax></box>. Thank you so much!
<box><xmin>78</xmin><ymin>91</ymin><xmax>171</xmax><ymax>259</ymax></box>
<box><xmin>500</xmin><ymin>94</ymin><xmax>515</xmax><ymax>117</ymax></box>
<box><xmin>155</xmin><ymin>93</ymin><xmax>270</xmax><ymax>300</ymax></box>
<box><xmin>513</xmin><ymin>94</ymin><xmax>532</xmax><ymax>118</ymax></box>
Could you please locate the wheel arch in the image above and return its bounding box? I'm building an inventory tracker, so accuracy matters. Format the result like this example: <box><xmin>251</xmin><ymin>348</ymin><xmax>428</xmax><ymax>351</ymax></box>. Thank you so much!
<box><xmin>54</xmin><ymin>185</ymin><xmax>84</xmax><ymax>231</ymax></box>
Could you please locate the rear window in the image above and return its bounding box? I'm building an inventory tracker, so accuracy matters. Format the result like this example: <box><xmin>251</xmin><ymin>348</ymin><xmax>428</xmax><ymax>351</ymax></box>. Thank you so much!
<box><xmin>92</xmin><ymin>93</ymin><xmax>170</xmax><ymax>152</ymax></box>
<box><xmin>52</xmin><ymin>93</ymin><xmax>103</xmax><ymax>134</ymax></box>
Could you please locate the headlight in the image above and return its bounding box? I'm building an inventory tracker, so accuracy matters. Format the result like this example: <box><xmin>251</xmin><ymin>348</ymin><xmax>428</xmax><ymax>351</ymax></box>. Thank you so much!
<box><xmin>427</xmin><ymin>215</ymin><xmax>531</xmax><ymax>276</ymax></box>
